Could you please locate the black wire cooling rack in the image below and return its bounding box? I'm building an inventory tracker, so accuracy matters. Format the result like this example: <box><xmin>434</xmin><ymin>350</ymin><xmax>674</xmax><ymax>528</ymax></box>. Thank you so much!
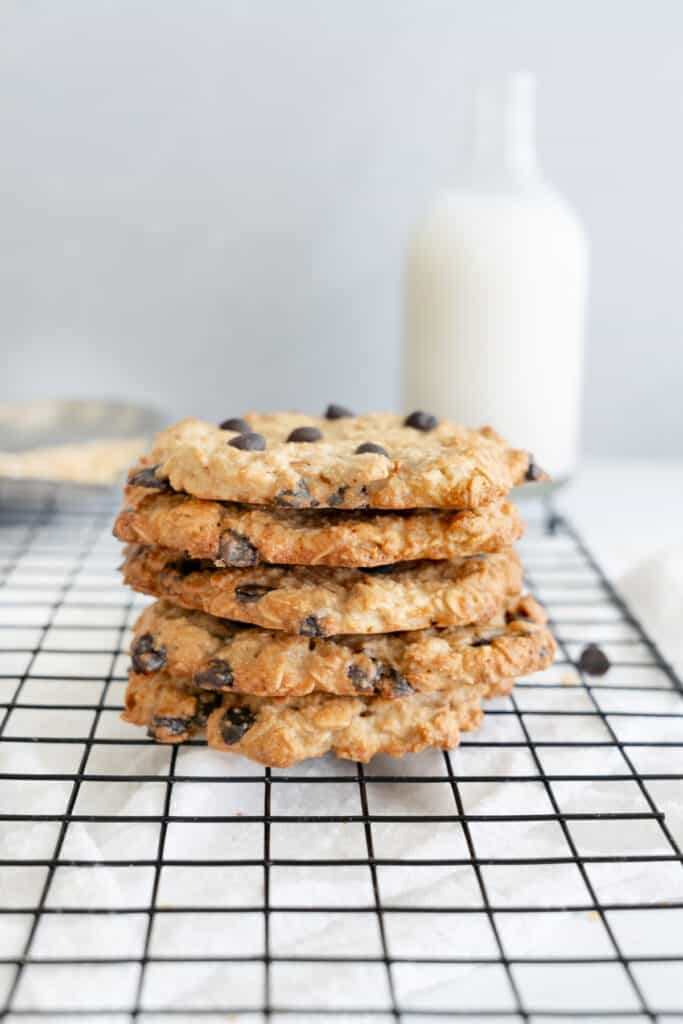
<box><xmin>0</xmin><ymin>488</ymin><xmax>682</xmax><ymax>1022</ymax></box>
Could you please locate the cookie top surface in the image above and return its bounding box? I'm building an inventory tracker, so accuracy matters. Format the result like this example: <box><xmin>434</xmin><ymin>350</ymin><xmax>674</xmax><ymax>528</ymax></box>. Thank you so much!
<box><xmin>115</xmin><ymin>482</ymin><xmax>524</xmax><ymax>567</ymax></box>
<box><xmin>122</xmin><ymin>545</ymin><xmax>523</xmax><ymax>635</ymax></box>
<box><xmin>129</xmin><ymin>596</ymin><xmax>555</xmax><ymax>698</ymax></box>
<box><xmin>123</xmin><ymin>670</ymin><xmax>512</xmax><ymax>766</ymax></box>
<box><xmin>143</xmin><ymin>414</ymin><xmax>535</xmax><ymax>510</ymax></box>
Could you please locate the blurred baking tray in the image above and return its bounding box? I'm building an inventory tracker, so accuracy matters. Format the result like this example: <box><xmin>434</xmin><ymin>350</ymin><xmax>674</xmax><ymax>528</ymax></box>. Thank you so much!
<box><xmin>0</xmin><ymin>399</ymin><xmax>166</xmax><ymax>511</ymax></box>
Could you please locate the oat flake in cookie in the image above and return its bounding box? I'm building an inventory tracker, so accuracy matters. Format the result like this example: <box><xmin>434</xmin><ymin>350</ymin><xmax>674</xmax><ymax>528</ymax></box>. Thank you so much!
<box><xmin>129</xmin><ymin>597</ymin><xmax>556</xmax><ymax>699</ymax></box>
<box><xmin>147</xmin><ymin>413</ymin><xmax>536</xmax><ymax>510</ymax></box>
<box><xmin>121</xmin><ymin>545</ymin><xmax>524</xmax><ymax>636</ymax></box>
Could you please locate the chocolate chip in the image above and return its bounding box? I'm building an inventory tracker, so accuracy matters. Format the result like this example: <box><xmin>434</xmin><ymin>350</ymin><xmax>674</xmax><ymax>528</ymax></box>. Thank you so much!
<box><xmin>220</xmin><ymin>417</ymin><xmax>250</xmax><ymax>433</ymax></box>
<box><xmin>525</xmin><ymin>456</ymin><xmax>544</xmax><ymax>482</ymax></box>
<box><xmin>327</xmin><ymin>486</ymin><xmax>347</xmax><ymax>507</ymax></box>
<box><xmin>373</xmin><ymin>662</ymin><xmax>413</xmax><ymax>696</ymax></box>
<box><xmin>300</xmin><ymin>615</ymin><xmax>323</xmax><ymax>637</ymax></box>
<box><xmin>325</xmin><ymin>403</ymin><xmax>354</xmax><ymax>419</ymax></box>
<box><xmin>390</xmin><ymin>675</ymin><xmax>415</xmax><ymax>697</ymax></box>
<box><xmin>128</xmin><ymin>465</ymin><xmax>169</xmax><ymax>490</ymax></box>
<box><xmin>192</xmin><ymin>691</ymin><xmax>223</xmax><ymax>728</ymax></box>
<box><xmin>229</xmin><ymin>432</ymin><xmax>266</xmax><ymax>451</ymax></box>
<box><xmin>348</xmin><ymin>663</ymin><xmax>372</xmax><ymax>692</ymax></box>
<box><xmin>148</xmin><ymin>715</ymin><xmax>191</xmax><ymax>738</ymax></box>
<box><xmin>578</xmin><ymin>643</ymin><xmax>610</xmax><ymax>676</ymax></box>
<box><xmin>131</xmin><ymin>633</ymin><xmax>167</xmax><ymax>673</ymax></box>
<box><xmin>287</xmin><ymin>426</ymin><xmax>323</xmax><ymax>443</ymax></box>
<box><xmin>275</xmin><ymin>478</ymin><xmax>310</xmax><ymax>507</ymax></box>
<box><xmin>194</xmin><ymin>658</ymin><xmax>234</xmax><ymax>690</ymax></box>
<box><xmin>219</xmin><ymin>530</ymin><xmax>259</xmax><ymax>567</ymax></box>
<box><xmin>355</xmin><ymin>442</ymin><xmax>389</xmax><ymax>457</ymax></box>
<box><xmin>404</xmin><ymin>410</ymin><xmax>438</xmax><ymax>431</ymax></box>
<box><xmin>220</xmin><ymin>705</ymin><xmax>256</xmax><ymax>745</ymax></box>
<box><xmin>235</xmin><ymin>583</ymin><xmax>276</xmax><ymax>603</ymax></box>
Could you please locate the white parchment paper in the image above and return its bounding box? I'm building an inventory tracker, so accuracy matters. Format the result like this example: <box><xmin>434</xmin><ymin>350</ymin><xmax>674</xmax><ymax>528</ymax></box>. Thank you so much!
<box><xmin>0</xmin><ymin>523</ymin><xmax>681</xmax><ymax>1018</ymax></box>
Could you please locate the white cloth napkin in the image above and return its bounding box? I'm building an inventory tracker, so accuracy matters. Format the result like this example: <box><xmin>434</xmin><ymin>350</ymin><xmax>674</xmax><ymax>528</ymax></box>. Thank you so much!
<box><xmin>619</xmin><ymin>544</ymin><xmax>683</xmax><ymax>675</ymax></box>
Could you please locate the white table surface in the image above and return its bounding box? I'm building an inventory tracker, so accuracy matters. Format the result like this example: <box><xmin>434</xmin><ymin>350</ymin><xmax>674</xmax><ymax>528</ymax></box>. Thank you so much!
<box><xmin>556</xmin><ymin>458</ymin><xmax>683</xmax><ymax>576</ymax></box>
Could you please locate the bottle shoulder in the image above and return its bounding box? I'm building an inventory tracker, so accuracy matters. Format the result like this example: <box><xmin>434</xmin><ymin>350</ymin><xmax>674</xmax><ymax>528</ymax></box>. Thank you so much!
<box><xmin>412</xmin><ymin>180</ymin><xmax>587</xmax><ymax>249</ymax></box>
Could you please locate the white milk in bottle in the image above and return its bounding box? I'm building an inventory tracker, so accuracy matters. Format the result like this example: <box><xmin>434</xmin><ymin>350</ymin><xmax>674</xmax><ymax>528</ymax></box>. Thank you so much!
<box><xmin>403</xmin><ymin>74</ymin><xmax>588</xmax><ymax>484</ymax></box>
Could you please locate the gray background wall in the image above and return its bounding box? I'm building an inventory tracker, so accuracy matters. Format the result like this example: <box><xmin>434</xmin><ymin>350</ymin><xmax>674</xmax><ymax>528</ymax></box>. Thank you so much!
<box><xmin>1</xmin><ymin>0</ymin><xmax>681</xmax><ymax>455</ymax></box>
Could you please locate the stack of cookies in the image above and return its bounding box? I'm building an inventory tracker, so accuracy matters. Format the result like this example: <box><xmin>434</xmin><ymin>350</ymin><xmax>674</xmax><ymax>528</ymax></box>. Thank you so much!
<box><xmin>113</xmin><ymin>409</ymin><xmax>555</xmax><ymax>768</ymax></box>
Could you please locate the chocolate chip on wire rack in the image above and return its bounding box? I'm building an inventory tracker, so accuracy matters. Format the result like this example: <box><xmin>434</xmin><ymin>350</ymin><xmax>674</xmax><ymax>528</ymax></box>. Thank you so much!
<box><xmin>229</xmin><ymin>432</ymin><xmax>266</xmax><ymax>451</ymax></box>
<box><xmin>286</xmin><ymin>426</ymin><xmax>323</xmax><ymax>443</ymax></box>
<box><xmin>404</xmin><ymin>410</ymin><xmax>438</xmax><ymax>431</ymax></box>
<box><xmin>577</xmin><ymin>643</ymin><xmax>610</xmax><ymax>676</ymax></box>
<box><xmin>325</xmin><ymin>403</ymin><xmax>354</xmax><ymax>419</ymax></box>
<box><xmin>220</xmin><ymin>417</ymin><xmax>250</xmax><ymax>433</ymax></box>
<box><xmin>355</xmin><ymin>442</ymin><xmax>389</xmax><ymax>457</ymax></box>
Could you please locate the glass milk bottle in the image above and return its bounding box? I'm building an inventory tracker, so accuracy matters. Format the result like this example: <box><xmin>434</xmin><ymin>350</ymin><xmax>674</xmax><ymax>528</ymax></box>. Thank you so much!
<box><xmin>403</xmin><ymin>74</ymin><xmax>588</xmax><ymax>484</ymax></box>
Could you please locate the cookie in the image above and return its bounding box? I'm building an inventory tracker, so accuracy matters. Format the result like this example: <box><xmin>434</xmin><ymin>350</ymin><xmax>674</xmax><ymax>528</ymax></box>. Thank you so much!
<box><xmin>141</xmin><ymin>413</ymin><xmax>538</xmax><ymax>510</ymax></box>
<box><xmin>130</xmin><ymin>596</ymin><xmax>555</xmax><ymax>698</ymax></box>
<box><xmin>115</xmin><ymin>483</ymin><xmax>523</xmax><ymax>568</ymax></box>
<box><xmin>122</xmin><ymin>546</ymin><xmax>523</xmax><ymax>635</ymax></box>
<box><xmin>123</xmin><ymin>670</ymin><xmax>514</xmax><ymax>766</ymax></box>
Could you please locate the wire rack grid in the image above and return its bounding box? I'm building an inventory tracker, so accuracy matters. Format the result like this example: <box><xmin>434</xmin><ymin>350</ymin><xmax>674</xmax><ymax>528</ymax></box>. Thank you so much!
<box><xmin>0</xmin><ymin>490</ymin><xmax>682</xmax><ymax>1022</ymax></box>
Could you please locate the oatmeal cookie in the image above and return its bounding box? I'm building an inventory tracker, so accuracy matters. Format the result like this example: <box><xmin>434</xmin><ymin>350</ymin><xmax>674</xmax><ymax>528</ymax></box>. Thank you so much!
<box><xmin>130</xmin><ymin>596</ymin><xmax>554</xmax><ymax>698</ymax></box>
<box><xmin>139</xmin><ymin>412</ymin><xmax>540</xmax><ymax>510</ymax></box>
<box><xmin>123</xmin><ymin>670</ymin><xmax>514</xmax><ymax>766</ymax></box>
<box><xmin>122</xmin><ymin>546</ymin><xmax>523</xmax><ymax>635</ymax></box>
<box><xmin>115</xmin><ymin>484</ymin><xmax>523</xmax><ymax>567</ymax></box>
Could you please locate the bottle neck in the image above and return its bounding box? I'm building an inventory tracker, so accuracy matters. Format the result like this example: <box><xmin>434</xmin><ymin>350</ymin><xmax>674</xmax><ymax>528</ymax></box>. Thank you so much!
<box><xmin>467</xmin><ymin>73</ymin><xmax>540</xmax><ymax>185</ymax></box>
